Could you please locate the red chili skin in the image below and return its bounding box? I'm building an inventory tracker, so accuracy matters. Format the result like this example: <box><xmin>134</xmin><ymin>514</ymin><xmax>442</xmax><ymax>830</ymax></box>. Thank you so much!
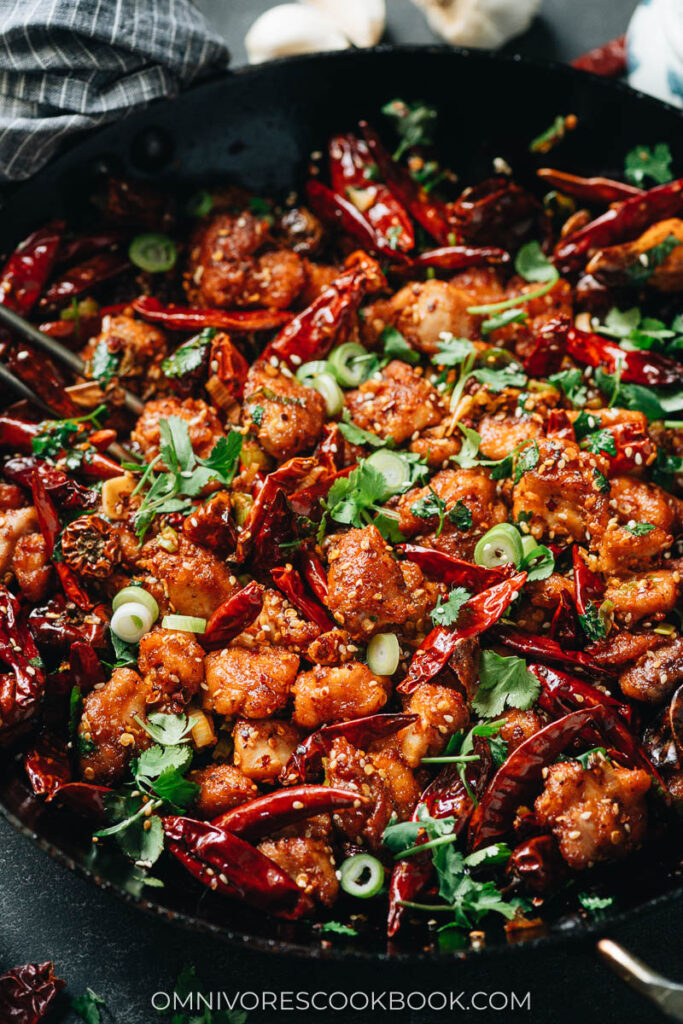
<box><xmin>212</xmin><ymin>785</ymin><xmax>367</xmax><ymax>840</ymax></box>
<box><xmin>31</xmin><ymin>470</ymin><xmax>92</xmax><ymax>610</ymax></box>
<box><xmin>531</xmin><ymin>663</ymin><xmax>664</xmax><ymax>785</ymax></box>
<box><xmin>28</xmin><ymin>595</ymin><xmax>108</xmax><ymax>652</ymax></box>
<box><xmin>572</xmin><ymin>545</ymin><xmax>605</xmax><ymax>616</ymax></box>
<box><xmin>495</xmin><ymin>626</ymin><xmax>616</xmax><ymax>675</ymax></box>
<box><xmin>271</xmin><ymin>564</ymin><xmax>335</xmax><ymax>633</ymax></box>
<box><xmin>549</xmin><ymin>590</ymin><xmax>581</xmax><ymax>647</ymax></box>
<box><xmin>209</xmin><ymin>332</ymin><xmax>249</xmax><ymax>398</ymax></box>
<box><xmin>468</xmin><ymin>708</ymin><xmax>595</xmax><ymax>850</ymax></box>
<box><xmin>283</xmin><ymin>713</ymin><xmax>418</xmax><ymax>784</ymax></box>
<box><xmin>397</xmin><ymin>544</ymin><xmax>512</xmax><ymax>591</ymax></box>
<box><xmin>507</xmin><ymin>834</ymin><xmax>567</xmax><ymax>894</ymax></box>
<box><xmin>132</xmin><ymin>295</ymin><xmax>292</xmax><ymax>332</ymax></box>
<box><xmin>69</xmin><ymin>640</ymin><xmax>105</xmax><ymax>692</ymax></box>
<box><xmin>306</xmin><ymin>178</ymin><xmax>410</xmax><ymax>263</ymax></box>
<box><xmin>300</xmin><ymin>549</ymin><xmax>329</xmax><ymax>604</ymax></box>
<box><xmin>163</xmin><ymin>815</ymin><xmax>315</xmax><ymax>919</ymax></box>
<box><xmin>0</xmin><ymin>961</ymin><xmax>65</xmax><ymax>1024</ymax></box>
<box><xmin>0</xmin><ymin>585</ymin><xmax>46</xmax><ymax>743</ymax></box>
<box><xmin>395</xmin><ymin>244</ymin><xmax>510</xmax><ymax>275</ymax></box>
<box><xmin>0</xmin><ymin>221</ymin><xmax>64</xmax><ymax>315</ymax></box>
<box><xmin>289</xmin><ymin>464</ymin><xmax>355</xmax><ymax>520</ymax></box>
<box><xmin>572</xmin><ymin>35</ymin><xmax>627</xmax><ymax>76</ymax></box>
<box><xmin>360</xmin><ymin>121</ymin><xmax>454</xmax><ymax>245</ymax></box>
<box><xmin>263</xmin><ymin>252</ymin><xmax>385</xmax><ymax>367</ymax></box>
<box><xmin>537</xmin><ymin>168</ymin><xmax>642</xmax><ymax>205</ymax></box>
<box><xmin>57</xmin><ymin>229</ymin><xmax>128</xmax><ymax>267</ymax></box>
<box><xmin>523</xmin><ymin>314</ymin><xmax>570</xmax><ymax>377</ymax></box>
<box><xmin>604</xmin><ymin>421</ymin><xmax>655</xmax><ymax>476</ymax></box>
<box><xmin>329</xmin><ymin>133</ymin><xmax>415</xmax><ymax>252</ymax></box>
<box><xmin>24</xmin><ymin>733</ymin><xmax>71</xmax><ymax>798</ymax></box>
<box><xmin>3</xmin><ymin>457</ymin><xmax>100</xmax><ymax>508</ymax></box>
<box><xmin>0</xmin><ymin>339</ymin><xmax>78</xmax><ymax>419</ymax></box>
<box><xmin>199</xmin><ymin>581</ymin><xmax>264</xmax><ymax>652</ymax></box>
<box><xmin>39</xmin><ymin>250</ymin><xmax>130</xmax><ymax>308</ymax></box>
<box><xmin>398</xmin><ymin>573</ymin><xmax>527</xmax><ymax>695</ymax></box>
<box><xmin>0</xmin><ymin>419</ymin><xmax>122</xmax><ymax>481</ymax></box>
<box><xmin>546</xmin><ymin>409</ymin><xmax>575</xmax><ymax>441</ymax></box>
<box><xmin>387</xmin><ymin>736</ymin><xmax>493</xmax><ymax>936</ymax></box>
<box><xmin>450</xmin><ymin>177</ymin><xmax>542</xmax><ymax>250</ymax></box>
<box><xmin>555</xmin><ymin>177</ymin><xmax>683</xmax><ymax>273</ymax></box>
<box><xmin>235</xmin><ymin>458</ymin><xmax>316</xmax><ymax>564</ymax></box>
<box><xmin>567</xmin><ymin>325</ymin><xmax>683</xmax><ymax>387</ymax></box>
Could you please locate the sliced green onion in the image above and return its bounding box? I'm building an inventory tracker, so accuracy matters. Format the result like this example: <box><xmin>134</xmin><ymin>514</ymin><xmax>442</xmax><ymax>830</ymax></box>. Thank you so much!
<box><xmin>339</xmin><ymin>854</ymin><xmax>384</xmax><ymax>899</ymax></box>
<box><xmin>365</xmin><ymin>450</ymin><xmax>411</xmax><ymax>495</ymax></box>
<box><xmin>367</xmin><ymin>632</ymin><xmax>400</xmax><ymax>675</ymax></box>
<box><xmin>296</xmin><ymin>360</ymin><xmax>328</xmax><ymax>386</ymax></box>
<box><xmin>186</xmin><ymin>190</ymin><xmax>213</xmax><ymax>218</ymax></box>
<box><xmin>310</xmin><ymin>372</ymin><xmax>344</xmax><ymax>417</ymax></box>
<box><xmin>111</xmin><ymin>602</ymin><xmax>154</xmax><ymax>643</ymax></box>
<box><xmin>161</xmin><ymin>614</ymin><xmax>207</xmax><ymax>634</ymax></box>
<box><xmin>520</xmin><ymin>534</ymin><xmax>538</xmax><ymax>557</ymax></box>
<box><xmin>129</xmin><ymin>233</ymin><xmax>177</xmax><ymax>273</ymax></box>
<box><xmin>474</xmin><ymin>523</ymin><xmax>524</xmax><ymax>568</ymax></box>
<box><xmin>328</xmin><ymin>343</ymin><xmax>371</xmax><ymax>388</ymax></box>
<box><xmin>112</xmin><ymin>586</ymin><xmax>159</xmax><ymax>620</ymax></box>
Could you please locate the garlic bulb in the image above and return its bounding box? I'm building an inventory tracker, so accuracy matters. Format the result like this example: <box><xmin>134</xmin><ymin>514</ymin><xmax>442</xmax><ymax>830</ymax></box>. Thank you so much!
<box><xmin>411</xmin><ymin>0</ymin><xmax>541</xmax><ymax>50</ymax></box>
<box><xmin>245</xmin><ymin>4</ymin><xmax>350</xmax><ymax>64</ymax></box>
<box><xmin>303</xmin><ymin>0</ymin><xmax>386</xmax><ymax>48</ymax></box>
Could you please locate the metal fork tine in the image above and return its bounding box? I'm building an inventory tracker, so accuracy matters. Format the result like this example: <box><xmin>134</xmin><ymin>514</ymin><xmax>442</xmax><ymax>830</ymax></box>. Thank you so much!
<box><xmin>0</xmin><ymin>302</ymin><xmax>144</xmax><ymax>416</ymax></box>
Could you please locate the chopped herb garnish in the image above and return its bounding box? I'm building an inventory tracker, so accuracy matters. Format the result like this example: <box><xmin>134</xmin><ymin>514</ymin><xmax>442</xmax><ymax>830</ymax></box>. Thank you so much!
<box><xmin>430</xmin><ymin>587</ymin><xmax>472</xmax><ymax>627</ymax></box>
<box><xmin>624</xmin><ymin>143</ymin><xmax>673</xmax><ymax>186</ymax></box>
<box><xmin>381</xmin><ymin>325</ymin><xmax>420</xmax><ymax>364</ymax></box>
<box><xmin>624</xmin><ymin>520</ymin><xmax>656</xmax><ymax>535</ymax></box>
<box><xmin>161</xmin><ymin>327</ymin><xmax>216</xmax><ymax>379</ymax></box>
<box><xmin>382</xmin><ymin>99</ymin><xmax>438</xmax><ymax>162</ymax></box>
<box><xmin>472</xmin><ymin>650</ymin><xmax>540</xmax><ymax>718</ymax></box>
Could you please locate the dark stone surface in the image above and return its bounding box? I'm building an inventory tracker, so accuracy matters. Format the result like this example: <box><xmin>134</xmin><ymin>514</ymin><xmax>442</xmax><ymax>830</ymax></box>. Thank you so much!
<box><xmin>3</xmin><ymin>1</ymin><xmax>676</xmax><ymax>1022</ymax></box>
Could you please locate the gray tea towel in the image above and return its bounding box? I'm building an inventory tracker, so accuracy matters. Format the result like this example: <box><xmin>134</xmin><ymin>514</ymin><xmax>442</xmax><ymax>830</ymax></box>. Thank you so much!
<box><xmin>0</xmin><ymin>0</ymin><xmax>230</xmax><ymax>181</ymax></box>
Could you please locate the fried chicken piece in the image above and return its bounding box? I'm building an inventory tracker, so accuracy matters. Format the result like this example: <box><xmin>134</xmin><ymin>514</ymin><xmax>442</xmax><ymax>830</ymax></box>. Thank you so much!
<box><xmin>11</xmin><ymin>533</ymin><xmax>52</xmax><ymax>602</ymax></box>
<box><xmin>82</xmin><ymin>314</ymin><xmax>167</xmax><ymax>387</ymax></box>
<box><xmin>132</xmin><ymin>396</ymin><xmax>224</xmax><ymax>464</ymax></box>
<box><xmin>345</xmin><ymin>360</ymin><xmax>444</xmax><ymax>444</ymax></box>
<box><xmin>605</xmin><ymin>570</ymin><xmax>681</xmax><ymax>626</ymax></box>
<box><xmin>305</xmin><ymin>628</ymin><xmax>358</xmax><ymax>665</ymax></box>
<box><xmin>535</xmin><ymin>757</ymin><xmax>650</xmax><ymax>869</ymax></box>
<box><xmin>136</xmin><ymin>535</ymin><xmax>240</xmax><ymax>619</ymax></box>
<box><xmin>257</xmin><ymin>838</ymin><xmax>339</xmax><ymax>906</ymax></box>
<box><xmin>203</xmin><ymin>644</ymin><xmax>299</xmax><ymax>719</ymax></box>
<box><xmin>0</xmin><ymin>507</ymin><xmax>39</xmax><ymax>577</ymax></box>
<box><xmin>189</xmin><ymin>763</ymin><xmax>258</xmax><ymax>818</ymax></box>
<box><xmin>292</xmin><ymin>661</ymin><xmax>390</xmax><ymax>730</ymax></box>
<box><xmin>478</xmin><ymin>413</ymin><xmax>543</xmax><ymax>462</ymax></box>
<box><xmin>361</xmin><ymin>279</ymin><xmax>481</xmax><ymax>355</ymax></box>
<box><xmin>137</xmin><ymin>627</ymin><xmax>205</xmax><ymax>704</ymax></box>
<box><xmin>233</xmin><ymin>718</ymin><xmax>303</xmax><ymax>782</ymax></box>
<box><xmin>78</xmin><ymin>668</ymin><xmax>153</xmax><ymax>785</ymax></box>
<box><xmin>241</xmin><ymin>361</ymin><xmax>325</xmax><ymax>462</ymax></box>
<box><xmin>597</xmin><ymin>477</ymin><xmax>678</xmax><ymax>573</ymax></box>
<box><xmin>498</xmin><ymin>708</ymin><xmax>543</xmax><ymax>753</ymax></box>
<box><xmin>398</xmin><ymin>683</ymin><xmax>469</xmax><ymax>767</ymax></box>
<box><xmin>619</xmin><ymin>636</ymin><xmax>683</xmax><ymax>704</ymax></box>
<box><xmin>238</xmin><ymin>587</ymin><xmax>321</xmax><ymax>652</ymax></box>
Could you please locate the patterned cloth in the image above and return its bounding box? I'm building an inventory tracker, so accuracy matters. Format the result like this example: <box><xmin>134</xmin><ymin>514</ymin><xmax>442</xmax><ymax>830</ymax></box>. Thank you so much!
<box><xmin>0</xmin><ymin>0</ymin><xmax>229</xmax><ymax>181</ymax></box>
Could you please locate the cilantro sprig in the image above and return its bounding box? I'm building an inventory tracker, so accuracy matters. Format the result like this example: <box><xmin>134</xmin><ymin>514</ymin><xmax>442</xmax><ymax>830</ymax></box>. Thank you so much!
<box><xmin>382</xmin><ymin>98</ymin><xmax>438</xmax><ymax>162</ymax></box>
<box><xmin>472</xmin><ymin>650</ymin><xmax>540</xmax><ymax>718</ymax></box>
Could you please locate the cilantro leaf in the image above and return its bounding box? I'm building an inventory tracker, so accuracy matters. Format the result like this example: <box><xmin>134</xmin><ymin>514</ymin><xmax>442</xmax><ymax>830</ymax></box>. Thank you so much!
<box><xmin>319</xmin><ymin>921</ymin><xmax>358</xmax><ymax>936</ymax></box>
<box><xmin>430</xmin><ymin>587</ymin><xmax>472</xmax><ymax>627</ymax></box>
<box><xmin>598</xmin><ymin>306</ymin><xmax>642</xmax><ymax>339</ymax></box>
<box><xmin>581</xmin><ymin>429</ymin><xmax>617</xmax><ymax>456</ymax></box>
<box><xmin>90</xmin><ymin>338</ymin><xmax>120</xmax><ymax>385</ymax></box>
<box><xmin>338</xmin><ymin>408</ymin><xmax>392</xmax><ymax>449</ymax></box>
<box><xmin>136</xmin><ymin>712</ymin><xmax>192</xmax><ymax>746</ymax></box>
<box><xmin>382</xmin><ymin>98</ymin><xmax>438</xmax><ymax>161</ymax></box>
<box><xmin>578</xmin><ymin>891</ymin><xmax>614</xmax><ymax>915</ymax></box>
<box><xmin>520</xmin><ymin>543</ymin><xmax>554</xmax><ymax>582</ymax></box>
<box><xmin>515</xmin><ymin>241</ymin><xmax>558</xmax><ymax>284</ymax></box>
<box><xmin>450</xmin><ymin>424</ymin><xmax>481</xmax><ymax>469</ymax></box>
<box><xmin>380</xmin><ymin>325</ymin><xmax>419</xmax><ymax>365</ymax></box>
<box><xmin>472</xmin><ymin>364</ymin><xmax>528</xmax><ymax>392</ymax></box>
<box><xmin>448</xmin><ymin>500</ymin><xmax>473</xmax><ymax>531</ymax></box>
<box><xmin>410</xmin><ymin>488</ymin><xmax>451</xmax><ymax>536</ymax></box>
<box><xmin>548</xmin><ymin>367</ymin><xmax>588</xmax><ymax>407</ymax></box>
<box><xmin>250</xmin><ymin>404</ymin><xmax>264</xmax><ymax>426</ymax></box>
<box><xmin>594</xmin><ymin>367</ymin><xmax>666</xmax><ymax>420</ymax></box>
<box><xmin>134</xmin><ymin>743</ymin><xmax>194</xmax><ymax>781</ymax></box>
<box><xmin>627</xmin><ymin>233</ymin><xmax>681</xmax><ymax>285</ymax></box>
<box><xmin>472</xmin><ymin>650</ymin><xmax>541</xmax><ymax>718</ymax></box>
<box><xmin>72</xmin><ymin>988</ymin><xmax>106</xmax><ymax>1024</ymax></box>
<box><xmin>432</xmin><ymin>333</ymin><xmax>475</xmax><ymax>368</ymax></box>
<box><xmin>624</xmin><ymin>520</ymin><xmax>656</xmax><ymax>535</ymax></box>
<box><xmin>573</xmin><ymin>410</ymin><xmax>601</xmax><ymax>440</ymax></box>
<box><xmin>513</xmin><ymin>440</ymin><xmax>539</xmax><ymax>484</ymax></box>
<box><xmin>578</xmin><ymin>601</ymin><xmax>608</xmax><ymax>642</ymax></box>
<box><xmin>162</xmin><ymin>328</ymin><xmax>215</xmax><ymax>379</ymax></box>
<box><xmin>624</xmin><ymin>143</ymin><xmax>673</xmax><ymax>186</ymax></box>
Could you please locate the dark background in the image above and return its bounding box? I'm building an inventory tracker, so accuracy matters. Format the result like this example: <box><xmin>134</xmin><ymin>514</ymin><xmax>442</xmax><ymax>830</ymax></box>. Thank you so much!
<box><xmin>4</xmin><ymin>0</ymin><xmax>676</xmax><ymax>1022</ymax></box>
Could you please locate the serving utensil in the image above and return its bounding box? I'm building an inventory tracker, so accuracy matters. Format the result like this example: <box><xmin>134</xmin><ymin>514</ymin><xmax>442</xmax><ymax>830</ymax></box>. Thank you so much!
<box><xmin>599</xmin><ymin>940</ymin><xmax>683</xmax><ymax>1021</ymax></box>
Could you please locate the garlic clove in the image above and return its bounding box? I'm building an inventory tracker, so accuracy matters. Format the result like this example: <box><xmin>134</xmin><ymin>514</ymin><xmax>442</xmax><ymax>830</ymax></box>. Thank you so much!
<box><xmin>411</xmin><ymin>0</ymin><xmax>540</xmax><ymax>50</ymax></box>
<box><xmin>245</xmin><ymin>4</ymin><xmax>350</xmax><ymax>64</ymax></box>
<box><xmin>302</xmin><ymin>0</ymin><xmax>386</xmax><ymax>48</ymax></box>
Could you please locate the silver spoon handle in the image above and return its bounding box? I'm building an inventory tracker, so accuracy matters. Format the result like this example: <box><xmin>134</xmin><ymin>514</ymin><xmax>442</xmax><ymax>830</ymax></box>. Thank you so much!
<box><xmin>598</xmin><ymin>939</ymin><xmax>683</xmax><ymax>1021</ymax></box>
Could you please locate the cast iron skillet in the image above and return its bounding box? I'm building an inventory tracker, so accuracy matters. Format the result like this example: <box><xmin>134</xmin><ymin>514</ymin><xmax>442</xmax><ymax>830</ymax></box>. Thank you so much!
<box><xmin>1</xmin><ymin>46</ymin><xmax>682</xmax><ymax>961</ymax></box>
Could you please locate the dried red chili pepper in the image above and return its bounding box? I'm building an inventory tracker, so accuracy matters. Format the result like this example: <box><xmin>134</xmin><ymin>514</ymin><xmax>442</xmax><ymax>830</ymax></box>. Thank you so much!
<box><xmin>132</xmin><ymin>295</ymin><xmax>291</xmax><ymax>333</ymax></box>
<box><xmin>507</xmin><ymin>834</ymin><xmax>566</xmax><ymax>894</ymax></box>
<box><xmin>31</xmin><ymin>470</ymin><xmax>92</xmax><ymax>610</ymax></box>
<box><xmin>468</xmin><ymin>708</ymin><xmax>594</xmax><ymax>849</ymax></box>
<box><xmin>555</xmin><ymin>178</ymin><xmax>683</xmax><ymax>272</ymax></box>
<box><xmin>537</xmin><ymin>168</ymin><xmax>642</xmax><ymax>205</ymax></box>
<box><xmin>263</xmin><ymin>252</ymin><xmax>385</xmax><ymax>367</ymax></box>
<box><xmin>24</xmin><ymin>733</ymin><xmax>71</xmax><ymax>798</ymax></box>
<box><xmin>28</xmin><ymin>597</ymin><xmax>108</xmax><ymax>652</ymax></box>
<box><xmin>395</xmin><ymin>244</ymin><xmax>510</xmax><ymax>275</ymax></box>
<box><xmin>495</xmin><ymin>627</ymin><xmax>616</xmax><ymax>675</ymax></box>
<box><xmin>300</xmin><ymin>549</ymin><xmax>329</xmax><ymax>604</ymax></box>
<box><xmin>235</xmin><ymin>459</ymin><xmax>316</xmax><ymax>564</ymax></box>
<box><xmin>183</xmin><ymin>491</ymin><xmax>237</xmax><ymax>558</ymax></box>
<box><xmin>289</xmin><ymin>464</ymin><xmax>354</xmax><ymax>520</ymax></box>
<box><xmin>398</xmin><ymin>573</ymin><xmax>527</xmax><ymax>695</ymax></box>
<box><xmin>283</xmin><ymin>713</ymin><xmax>418</xmax><ymax>784</ymax></box>
<box><xmin>0</xmin><ymin>961</ymin><xmax>64</xmax><ymax>1024</ymax></box>
<box><xmin>387</xmin><ymin>736</ymin><xmax>493</xmax><ymax>936</ymax></box>
<box><xmin>0</xmin><ymin>421</ymin><xmax>122</xmax><ymax>481</ymax></box>
<box><xmin>199</xmin><ymin>581</ymin><xmax>264</xmax><ymax>652</ymax></box>
<box><xmin>57</xmin><ymin>230</ymin><xmax>128</xmax><ymax>267</ymax></box>
<box><xmin>572</xmin><ymin>35</ymin><xmax>627</xmax><ymax>77</ymax></box>
<box><xmin>0</xmin><ymin>339</ymin><xmax>78</xmax><ymax>419</ymax></box>
<box><xmin>69</xmin><ymin>640</ymin><xmax>105</xmax><ymax>692</ymax></box>
<box><xmin>3</xmin><ymin>457</ymin><xmax>99</xmax><ymax>509</ymax></box>
<box><xmin>271</xmin><ymin>564</ymin><xmax>334</xmax><ymax>633</ymax></box>
<box><xmin>572</xmin><ymin>546</ymin><xmax>604</xmax><ymax>616</ymax></box>
<box><xmin>549</xmin><ymin>590</ymin><xmax>581</xmax><ymax>647</ymax></box>
<box><xmin>60</xmin><ymin>514</ymin><xmax>121</xmax><ymax>579</ymax></box>
<box><xmin>397</xmin><ymin>544</ymin><xmax>512</xmax><ymax>592</ymax></box>
<box><xmin>163</xmin><ymin>815</ymin><xmax>314</xmax><ymax>919</ymax></box>
<box><xmin>566</xmin><ymin>325</ymin><xmax>683</xmax><ymax>387</ymax></box>
<box><xmin>213</xmin><ymin>784</ymin><xmax>367</xmax><ymax>840</ymax></box>
<box><xmin>450</xmin><ymin>177</ymin><xmax>541</xmax><ymax>250</ymax></box>
<box><xmin>329</xmin><ymin>132</ymin><xmax>415</xmax><ymax>252</ymax></box>
<box><xmin>0</xmin><ymin>585</ymin><xmax>46</xmax><ymax>742</ymax></box>
<box><xmin>39</xmin><ymin>250</ymin><xmax>130</xmax><ymax>308</ymax></box>
<box><xmin>0</xmin><ymin>221</ymin><xmax>64</xmax><ymax>315</ymax></box>
<box><xmin>209</xmin><ymin>332</ymin><xmax>249</xmax><ymax>397</ymax></box>
<box><xmin>306</xmin><ymin>180</ymin><xmax>410</xmax><ymax>263</ymax></box>
<box><xmin>523</xmin><ymin>314</ymin><xmax>570</xmax><ymax>377</ymax></box>
<box><xmin>360</xmin><ymin>121</ymin><xmax>454</xmax><ymax>245</ymax></box>
<box><xmin>602</xmin><ymin>421</ymin><xmax>654</xmax><ymax>476</ymax></box>
<box><xmin>546</xmin><ymin>409</ymin><xmax>575</xmax><ymax>440</ymax></box>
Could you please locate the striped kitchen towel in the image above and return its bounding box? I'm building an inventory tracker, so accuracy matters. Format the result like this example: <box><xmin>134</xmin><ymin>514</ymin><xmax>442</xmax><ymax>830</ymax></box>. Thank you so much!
<box><xmin>0</xmin><ymin>0</ymin><xmax>230</xmax><ymax>181</ymax></box>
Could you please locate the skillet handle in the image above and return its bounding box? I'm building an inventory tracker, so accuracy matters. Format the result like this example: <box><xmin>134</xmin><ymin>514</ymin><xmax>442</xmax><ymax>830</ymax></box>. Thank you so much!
<box><xmin>598</xmin><ymin>939</ymin><xmax>683</xmax><ymax>1021</ymax></box>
